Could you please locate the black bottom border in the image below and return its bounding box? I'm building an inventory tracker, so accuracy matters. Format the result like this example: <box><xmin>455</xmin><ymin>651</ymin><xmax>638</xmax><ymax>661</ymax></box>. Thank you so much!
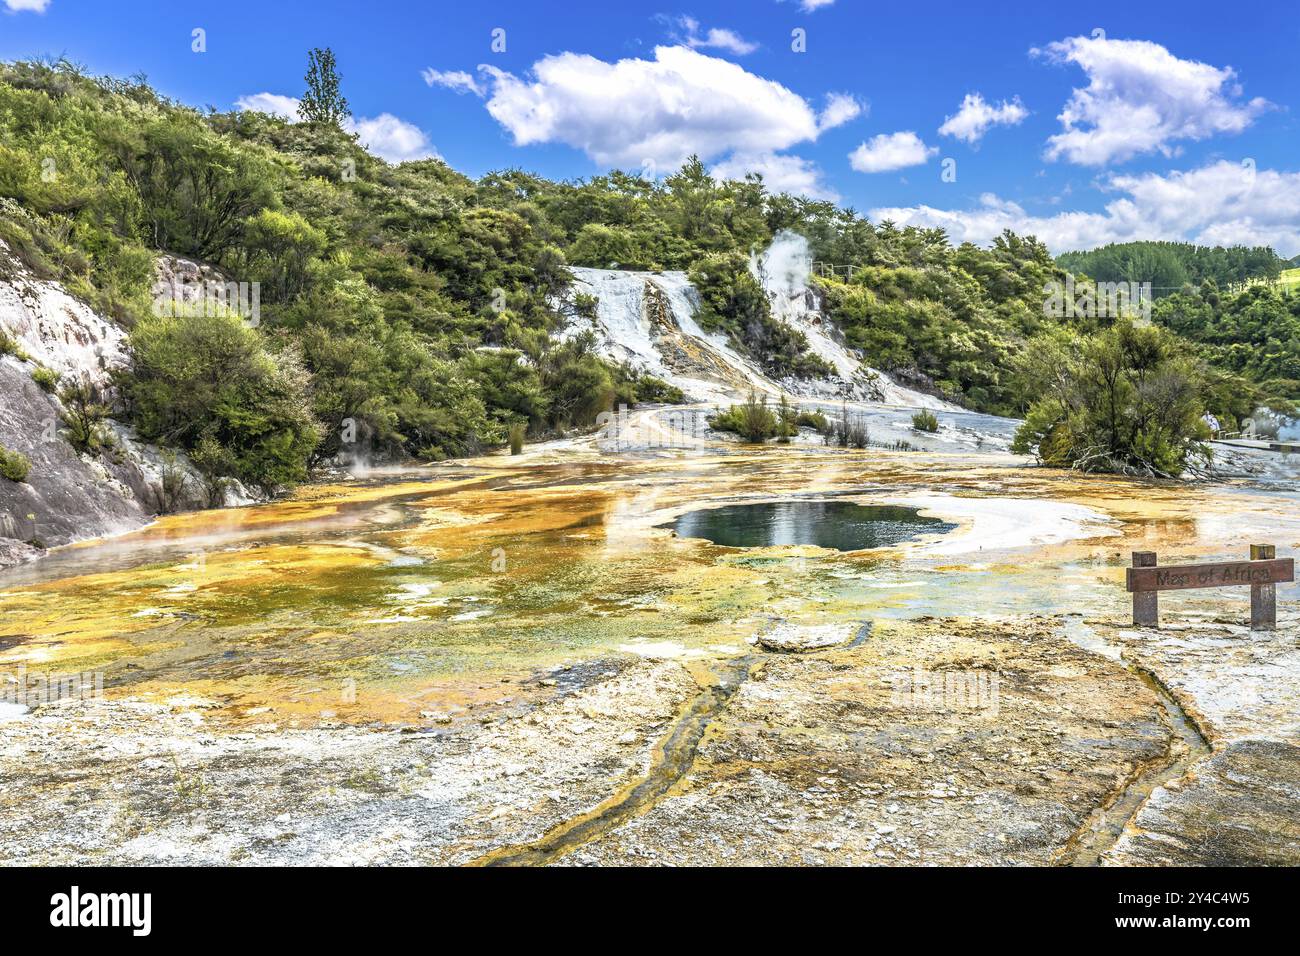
<box><xmin>0</xmin><ymin>865</ymin><xmax>1285</xmax><ymax>941</ymax></box>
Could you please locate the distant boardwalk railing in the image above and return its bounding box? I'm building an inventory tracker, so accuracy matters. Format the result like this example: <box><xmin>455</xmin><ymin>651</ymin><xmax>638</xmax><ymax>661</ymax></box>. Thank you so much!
<box><xmin>1126</xmin><ymin>545</ymin><xmax>1293</xmax><ymax>629</ymax></box>
<box><xmin>811</xmin><ymin>262</ymin><xmax>860</xmax><ymax>281</ymax></box>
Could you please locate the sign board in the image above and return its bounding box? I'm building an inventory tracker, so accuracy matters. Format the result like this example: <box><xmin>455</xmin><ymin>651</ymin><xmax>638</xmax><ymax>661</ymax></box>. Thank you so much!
<box><xmin>1126</xmin><ymin>546</ymin><xmax>1292</xmax><ymax>629</ymax></box>
<box><xmin>1126</xmin><ymin>558</ymin><xmax>1293</xmax><ymax>593</ymax></box>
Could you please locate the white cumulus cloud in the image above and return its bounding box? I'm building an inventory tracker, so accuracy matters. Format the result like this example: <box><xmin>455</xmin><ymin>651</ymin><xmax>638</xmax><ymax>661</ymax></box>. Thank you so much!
<box><xmin>849</xmin><ymin>131</ymin><xmax>937</xmax><ymax>173</ymax></box>
<box><xmin>818</xmin><ymin>92</ymin><xmax>865</xmax><ymax>132</ymax></box>
<box><xmin>234</xmin><ymin>93</ymin><xmax>438</xmax><ymax>164</ymax></box>
<box><xmin>422</xmin><ymin>68</ymin><xmax>484</xmax><ymax>96</ymax></box>
<box><xmin>672</xmin><ymin>16</ymin><xmax>758</xmax><ymax>56</ymax></box>
<box><xmin>711</xmin><ymin>152</ymin><xmax>839</xmax><ymax>200</ymax></box>
<box><xmin>4</xmin><ymin>0</ymin><xmax>51</xmax><ymax>12</ymax></box>
<box><xmin>469</xmin><ymin>45</ymin><xmax>856</xmax><ymax>171</ymax></box>
<box><xmin>1033</xmin><ymin>34</ymin><xmax>1270</xmax><ymax>166</ymax></box>
<box><xmin>348</xmin><ymin>114</ymin><xmax>439</xmax><ymax>164</ymax></box>
<box><xmin>870</xmin><ymin>161</ymin><xmax>1300</xmax><ymax>256</ymax></box>
<box><xmin>938</xmin><ymin>93</ymin><xmax>1028</xmax><ymax>144</ymax></box>
<box><xmin>234</xmin><ymin>92</ymin><xmax>300</xmax><ymax>119</ymax></box>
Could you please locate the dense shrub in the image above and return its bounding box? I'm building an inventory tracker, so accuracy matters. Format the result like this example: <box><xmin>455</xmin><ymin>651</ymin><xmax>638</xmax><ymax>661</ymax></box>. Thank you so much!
<box><xmin>709</xmin><ymin>393</ymin><xmax>778</xmax><ymax>443</ymax></box>
<box><xmin>711</xmin><ymin>394</ymin><xmax>827</xmax><ymax>445</ymax></box>
<box><xmin>1012</xmin><ymin>322</ymin><xmax>1210</xmax><ymax>477</ymax></box>
<box><xmin>568</xmin><ymin>223</ymin><xmax>657</xmax><ymax>271</ymax></box>
<box><xmin>30</xmin><ymin>366</ymin><xmax>59</xmax><ymax>392</ymax></box>
<box><xmin>795</xmin><ymin>408</ymin><xmax>830</xmax><ymax>433</ymax></box>
<box><xmin>611</xmin><ymin>363</ymin><xmax>685</xmax><ymax>406</ymax></box>
<box><xmin>57</xmin><ymin>380</ymin><xmax>112</xmax><ymax>454</ymax></box>
<box><xmin>118</xmin><ymin>310</ymin><xmax>320</xmax><ymax>487</ymax></box>
<box><xmin>0</xmin><ymin>445</ymin><xmax>30</xmax><ymax>482</ymax></box>
<box><xmin>911</xmin><ymin>409</ymin><xmax>939</xmax><ymax>432</ymax></box>
<box><xmin>508</xmin><ymin>422</ymin><xmax>526</xmax><ymax>456</ymax></box>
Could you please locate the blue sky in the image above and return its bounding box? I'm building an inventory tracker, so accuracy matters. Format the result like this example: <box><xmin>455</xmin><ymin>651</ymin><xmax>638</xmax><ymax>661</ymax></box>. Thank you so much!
<box><xmin>3</xmin><ymin>0</ymin><xmax>1298</xmax><ymax>254</ymax></box>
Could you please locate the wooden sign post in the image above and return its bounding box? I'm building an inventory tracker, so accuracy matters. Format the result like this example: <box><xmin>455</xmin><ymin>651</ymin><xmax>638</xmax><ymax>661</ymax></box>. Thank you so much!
<box><xmin>1125</xmin><ymin>545</ymin><xmax>1293</xmax><ymax>630</ymax></box>
<box><xmin>1131</xmin><ymin>551</ymin><xmax>1159</xmax><ymax>626</ymax></box>
<box><xmin>1250</xmin><ymin>544</ymin><xmax>1278</xmax><ymax>630</ymax></box>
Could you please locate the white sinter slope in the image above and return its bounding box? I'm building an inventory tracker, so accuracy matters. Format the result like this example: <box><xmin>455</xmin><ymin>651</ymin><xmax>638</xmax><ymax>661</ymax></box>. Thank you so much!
<box><xmin>566</xmin><ymin>267</ymin><xmax>759</xmax><ymax>405</ymax></box>
<box><xmin>567</xmin><ymin>233</ymin><xmax>956</xmax><ymax>409</ymax></box>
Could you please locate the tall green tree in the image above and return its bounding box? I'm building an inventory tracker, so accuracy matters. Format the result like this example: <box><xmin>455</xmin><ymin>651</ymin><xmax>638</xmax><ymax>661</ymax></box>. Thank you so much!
<box><xmin>299</xmin><ymin>48</ymin><xmax>349</xmax><ymax>127</ymax></box>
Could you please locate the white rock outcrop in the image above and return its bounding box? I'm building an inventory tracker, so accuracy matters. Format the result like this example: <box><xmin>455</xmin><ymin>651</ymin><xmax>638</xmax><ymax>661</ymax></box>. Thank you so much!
<box><xmin>0</xmin><ymin>241</ymin><xmax>260</xmax><ymax>569</ymax></box>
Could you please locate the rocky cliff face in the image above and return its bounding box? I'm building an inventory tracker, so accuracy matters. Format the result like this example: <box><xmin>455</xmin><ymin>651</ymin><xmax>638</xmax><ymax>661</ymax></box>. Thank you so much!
<box><xmin>0</xmin><ymin>241</ymin><xmax>256</xmax><ymax>570</ymax></box>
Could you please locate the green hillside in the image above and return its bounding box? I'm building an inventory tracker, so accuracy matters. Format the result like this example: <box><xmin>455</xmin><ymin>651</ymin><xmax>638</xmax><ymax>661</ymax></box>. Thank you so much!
<box><xmin>1</xmin><ymin>57</ymin><xmax>1295</xmax><ymax>482</ymax></box>
<box><xmin>1056</xmin><ymin>241</ymin><xmax>1284</xmax><ymax>294</ymax></box>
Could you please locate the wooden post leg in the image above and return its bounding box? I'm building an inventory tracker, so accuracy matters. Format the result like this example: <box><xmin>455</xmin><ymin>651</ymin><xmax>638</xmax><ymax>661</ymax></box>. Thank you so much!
<box><xmin>1132</xmin><ymin>551</ymin><xmax>1159</xmax><ymax>627</ymax></box>
<box><xmin>1251</xmin><ymin>544</ymin><xmax>1277</xmax><ymax>631</ymax></box>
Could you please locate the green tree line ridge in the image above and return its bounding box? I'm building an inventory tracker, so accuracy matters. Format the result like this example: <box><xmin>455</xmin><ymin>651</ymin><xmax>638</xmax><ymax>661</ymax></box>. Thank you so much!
<box><xmin>1056</xmin><ymin>241</ymin><xmax>1285</xmax><ymax>294</ymax></box>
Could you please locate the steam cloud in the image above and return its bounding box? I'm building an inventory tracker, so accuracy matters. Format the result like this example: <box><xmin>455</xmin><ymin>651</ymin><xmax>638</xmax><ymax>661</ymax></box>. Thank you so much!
<box><xmin>750</xmin><ymin>230</ymin><xmax>813</xmax><ymax>298</ymax></box>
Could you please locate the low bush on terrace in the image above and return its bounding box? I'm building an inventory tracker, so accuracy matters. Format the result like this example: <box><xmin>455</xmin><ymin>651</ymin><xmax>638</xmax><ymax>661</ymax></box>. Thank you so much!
<box><xmin>0</xmin><ymin>445</ymin><xmax>30</xmax><ymax>483</ymax></box>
